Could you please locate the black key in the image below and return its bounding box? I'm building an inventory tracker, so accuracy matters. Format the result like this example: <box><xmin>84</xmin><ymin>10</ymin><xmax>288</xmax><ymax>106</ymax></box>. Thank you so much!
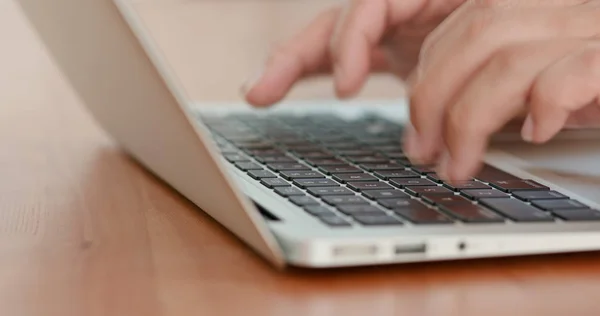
<box><xmin>280</xmin><ymin>171</ymin><xmax>325</xmax><ymax>180</ymax></box>
<box><xmin>379</xmin><ymin>198</ymin><xmax>423</xmax><ymax>210</ymax></box>
<box><xmin>374</xmin><ymin>170</ymin><xmax>420</xmax><ymax>180</ymax></box>
<box><xmin>489</xmin><ymin>180</ymin><xmax>549</xmax><ymax>192</ymax></box>
<box><xmin>322</xmin><ymin>196</ymin><xmax>370</xmax><ymax>206</ymax></box>
<box><xmin>382</xmin><ymin>152</ymin><xmax>408</xmax><ymax>160</ymax></box>
<box><xmin>335</xmin><ymin>149</ymin><xmax>377</xmax><ymax>156</ymax></box>
<box><xmin>411</xmin><ymin>165</ymin><xmax>437</xmax><ymax>174</ymax></box>
<box><xmin>267</xmin><ymin>163</ymin><xmax>310</xmax><ymax>172</ymax></box>
<box><xmin>406</xmin><ymin>186</ymin><xmax>453</xmax><ymax>197</ymax></box>
<box><xmin>307</xmin><ymin>187</ymin><xmax>355</xmax><ymax>197</ymax></box>
<box><xmin>337</xmin><ymin>205</ymin><xmax>387</xmax><ymax>216</ymax></box>
<box><xmin>390</xmin><ymin>178</ymin><xmax>437</xmax><ymax>188</ymax></box>
<box><xmin>289</xmin><ymin>145</ymin><xmax>326</xmax><ymax>153</ymax></box>
<box><xmin>234</xmin><ymin>162</ymin><xmax>263</xmax><ymax>171</ymax></box>
<box><xmin>255</xmin><ymin>156</ymin><xmax>296</xmax><ymax>164</ymax></box>
<box><xmin>480</xmin><ymin>198</ymin><xmax>554</xmax><ymax>222</ymax></box>
<box><xmin>393</xmin><ymin>207</ymin><xmax>453</xmax><ymax>224</ymax></box>
<box><xmin>532</xmin><ymin>199</ymin><xmax>588</xmax><ymax>211</ymax></box>
<box><xmin>296</xmin><ymin>151</ymin><xmax>334</xmax><ymax>159</ymax></box>
<box><xmin>246</xmin><ymin>149</ymin><xmax>285</xmax><ymax>157</ymax></box>
<box><xmin>363</xmin><ymin>190</ymin><xmax>411</xmax><ymax>200</ymax></box>
<box><xmin>440</xmin><ymin>203</ymin><xmax>505</xmax><ymax>223</ymax></box>
<box><xmin>475</xmin><ymin>165</ymin><xmax>520</xmax><ymax>182</ymax></box>
<box><xmin>289</xmin><ymin>196</ymin><xmax>320</xmax><ymax>206</ymax></box>
<box><xmin>224</xmin><ymin>154</ymin><xmax>250</xmax><ymax>162</ymax></box>
<box><xmin>318</xmin><ymin>216</ymin><xmax>352</xmax><ymax>227</ymax></box>
<box><xmin>306</xmin><ymin>158</ymin><xmax>348</xmax><ymax>167</ymax></box>
<box><xmin>248</xmin><ymin>170</ymin><xmax>277</xmax><ymax>179</ymax></box>
<box><xmin>461</xmin><ymin>189</ymin><xmax>510</xmax><ymax>200</ymax></box>
<box><xmin>274</xmin><ymin>187</ymin><xmax>305</xmax><ymax>197</ymax></box>
<box><xmin>512</xmin><ymin>190</ymin><xmax>568</xmax><ymax>201</ymax></box>
<box><xmin>426</xmin><ymin>173</ymin><xmax>443</xmax><ymax>183</ymax></box>
<box><xmin>323</xmin><ymin>142</ymin><xmax>358</xmax><ymax>149</ymax></box>
<box><xmin>347</xmin><ymin>182</ymin><xmax>394</xmax><ymax>192</ymax></box>
<box><xmin>293</xmin><ymin>179</ymin><xmax>339</xmax><ymax>188</ymax></box>
<box><xmin>332</xmin><ymin>173</ymin><xmax>378</xmax><ymax>183</ymax></box>
<box><xmin>444</xmin><ymin>181</ymin><xmax>490</xmax><ymax>191</ymax></box>
<box><xmin>424</xmin><ymin>194</ymin><xmax>471</xmax><ymax>206</ymax></box>
<box><xmin>352</xmin><ymin>215</ymin><xmax>404</xmax><ymax>226</ymax></box>
<box><xmin>348</xmin><ymin>156</ymin><xmax>390</xmax><ymax>164</ymax></box>
<box><xmin>318</xmin><ymin>166</ymin><xmax>362</xmax><ymax>174</ymax></box>
<box><xmin>303</xmin><ymin>206</ymin><xmax>335</xmax><ymax>216</ymax></box>
<box><xmin>553</xmin><ymin>209</ymin><xmax>600</xmax><ymax>221</ymax></box>
<box><xmin>360</xmin><ymin>163</ymin><xmax>405</xmax><ymax>171</ymax></box>
<box><xmin>237</xmin><ymin>142</ymin><xmax>273</xmax><ymax>150</ymax></box>
<box><xmin>260</xmin><ymin>178</ymin><xmax>290</xmax><ymax>188</ymax></box>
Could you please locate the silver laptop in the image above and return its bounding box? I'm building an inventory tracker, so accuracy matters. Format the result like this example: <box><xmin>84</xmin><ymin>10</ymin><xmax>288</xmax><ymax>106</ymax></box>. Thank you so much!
<box><xmin>16</xmin><ymin>0</ymin><xmax>600</xmax><ymax>269</ymax></box>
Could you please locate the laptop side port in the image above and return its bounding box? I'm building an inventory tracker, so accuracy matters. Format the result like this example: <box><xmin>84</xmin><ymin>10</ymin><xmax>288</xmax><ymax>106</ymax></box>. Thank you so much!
<box><xmin>394</xmin><ymin>243</ymin><xmax>427</xmax><ymax>255</ymax></box>
<box><xmin>332</xmin><ymin>244</ymin><xmax>378</xmax><ymax>259</ymax></box>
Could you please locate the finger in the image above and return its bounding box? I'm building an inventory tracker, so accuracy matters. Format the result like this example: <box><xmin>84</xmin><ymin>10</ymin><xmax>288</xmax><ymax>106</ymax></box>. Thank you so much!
<box><xmin>439</xmin><ymin>39</ymin><xmax>585</xmax><ymax>183</ymax></box>
<box><xmin>330</xmin><ymin>0</ymin><xmax>426</xmax><ymax>98</ymax></box>
<box><xmin>409</xmin><ymin>4</ymin><xmax>598</xmax><ymax>163</ymax></box>
<box><xmin>527</xmin><ymin>42</ymin><xmax>600</xmax><ymax>143</ymax></box>
<box><xmin>243</xmin><ymin>7</ymin><xmax>341</xmax><ymax>107</ymax></box>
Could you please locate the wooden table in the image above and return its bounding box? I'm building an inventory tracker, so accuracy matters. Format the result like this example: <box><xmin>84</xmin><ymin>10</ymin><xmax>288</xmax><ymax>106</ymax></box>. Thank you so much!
<box><xmin>3</xmin><ymin>1</ymin><xmax>600</xmax><ymax>315</ymax></box>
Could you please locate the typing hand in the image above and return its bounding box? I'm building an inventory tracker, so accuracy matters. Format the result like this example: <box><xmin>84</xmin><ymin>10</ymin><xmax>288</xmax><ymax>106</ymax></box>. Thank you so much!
<box><xmin>406</xmin><ymin>0</ymin><xmax>600</xmax><ymax>184</ymax></box>
<box><xmin>242</xmin><ymin>0</ymin><xmax>466</xmax><ymax>107</ymax></box>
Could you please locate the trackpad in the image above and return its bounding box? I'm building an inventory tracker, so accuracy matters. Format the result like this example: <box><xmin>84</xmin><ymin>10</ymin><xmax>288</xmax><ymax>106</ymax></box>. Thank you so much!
<box><xmin>495</xmin><ymin>140</ymin><xmax>600</xmax><ymax>204</ymax></box>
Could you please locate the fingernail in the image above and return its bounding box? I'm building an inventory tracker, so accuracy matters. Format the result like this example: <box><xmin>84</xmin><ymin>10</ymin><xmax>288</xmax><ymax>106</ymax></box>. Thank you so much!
<box><xmin>404</xmin><ymin>125</ymin><xmax>421</xmax><ymax>162</ymax></box>
<box><xmin>437</xmin><ymin>151</ymin><xmax>452</xmax><ymax>183</ymax></box>
<box><xmin>521</xmin><ymin>115</ymin><xmax>535</xmax><ymax>143</ymax></box>
<box><xmin>241</xmin><ymin>67</ymin><xmax>264</xmax><ymax>96</ymax></box>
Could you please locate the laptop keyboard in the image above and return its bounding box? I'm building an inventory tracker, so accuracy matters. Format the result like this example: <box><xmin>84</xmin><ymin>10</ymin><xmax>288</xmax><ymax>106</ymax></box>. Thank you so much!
<box><xmin>199</xmin><ymin>113</ymin><xmax>600</xmax><ymax>228</ymax></box>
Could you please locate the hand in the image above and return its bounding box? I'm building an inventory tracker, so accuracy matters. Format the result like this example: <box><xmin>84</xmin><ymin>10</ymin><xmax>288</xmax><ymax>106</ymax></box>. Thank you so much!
<box><xmin>242</xmin><ymin>0</ymin><xmax>466</xmax><ymax>107</ymax></box>
<box><xmin>406</xmin><ymin>0</ymin><xmax>600</xmax><ymax>183</ymax></box>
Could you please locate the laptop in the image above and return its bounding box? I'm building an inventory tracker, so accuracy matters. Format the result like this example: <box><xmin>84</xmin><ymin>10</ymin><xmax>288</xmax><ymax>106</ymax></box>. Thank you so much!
<box><xmin>15</xmin><ymin>0</ymin><xmax>600</xmax><ymax>269</ymax></box>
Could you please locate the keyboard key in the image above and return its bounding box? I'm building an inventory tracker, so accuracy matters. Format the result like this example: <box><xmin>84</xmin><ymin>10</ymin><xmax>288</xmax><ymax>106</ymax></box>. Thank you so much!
<box><xmin>475</xmin><ymin>165</ymin><xmax>520</xmax><ymax>182</ymax></box>
<box><xmin>363</xmin><ymin>190</ymin><xmax>411</xmax><ymax>200</ymax></box>
<box><xmin>274</xmin><ymin>187</ymin><xmax>305</xmax><ymax>197</ymax></box>
<box><xmin>374</xmin><ymin>170</ymin><xmax>420</xmax><ymax>180</ymax></box>
<box><xmin>444</xmin><ymin>181</ymin><xmax>490</xmax><ymax>191</ymax></box>
<box><xmin>480</xmin><ymin>198</ymin><xmax>554</xmax><ymax>222</ymax></box>
<box><xmin>532</xmin><ymin>199</ymin><xmax>588</xmax><ymax>210</ymax></box>
<box><xmin>410</xmin><ymin>165</ymin><xmax>437</xmax><ymax>174</ymax></box>
<box><xmin>332</xmin><ymin>173</ymin><xmax>378</xmax><ymax>183</ymax></box>
<box><xmin>303</xmin><ymin>206</ymin><xmax>335</xmax><ymax>216</ymax></box>
<box><xmin>489</xmin><ymin>180</ymin><xmax>549</xmax><ymax>192</ymax></box>
<box><xmin>379</xmin><ymin>199</ymin><xmax>424</xmax><ymax>210</ymax></box>
<box><xmin>512</xmin><ymin>190</ymin><xmax>568</xmax><ymax>201</ymax></box>
<box><xmin>553</xmin><ymin>209</ymin><xmax>600</xmax><ymax>221</ymax></box>
<box><xmin>224</xmin><ymin>154</ymin><xmax>250</xmax><ymax>162</ymax></box>
<box><xmin>318</xmin><ymin>216</ymin><xmax>352</xmax><ymax>227</ymax></box>
<box><xmin>293</xmin><ymin>179</ymin><xmax>339</xmax><ymax>188</ymax></box>
<box><xmin>309</xmin><ymin>159</ymin><xmax>349</xmax><ymax>168</ymax></box>
<box><xmin>348</xmin><ymin>156</ymin><xmax>390</xmax><ymax>164</ymax></box>
<box><xmin>255</xmin><ymin>156</ymin><xmax>296</xmax><ymax>164</ymax></box>
<box><xmin>360</xmin><ymin>163</ymin><xmax>406</xmax><ymax>171</ymax></box>
<box><xmin>393</xmin><ymin>207</ymin><xmax>453</xmax><ymax>224</ymax></box>
<box><xmin>347</xmin><ymin>182</ymin><xmax>394</xmax><ymax>192</ymax></box>
<box><xmin>424</xmin><ymin>194</ymin><xmax>471</xmax><ymax>206</ymax></box>
<box><xmin>267</xmin><ymin>163</ymin><xmax>310</xmax><ymax>172</ymax></box>
<box><xmin>426</xmin><ymin>173</ymin><xmax>443</xmax><ymax>183</ymax></box>
<box><xmin>280</xmin><ymin>171</ymin><xmax>325</xmax><ymax>180</ymax></box>
<box><xmin>390</xmin><ymin>178</ymin><xmax>437</xmax><ymax>188</ymax></box>
<box><xmin>337</xmin><ymin>205</ymin><xmax>387</xmax><ymax>216</ymax></box>
<box><xmin>296</xmin><ymin>151</ymin><xmax>334</xmax><ymax>159</ymax></box>
<box><xmin>234</xmin><ymin>162</ymin><xmax>263</xmax><ymax>171</ymax></box>
<box><xmin>335</xmin><ymin>149</ymin><xmax>377</xmax><ymax>156</ymax></box>
<box><xmin>260</xmin><ymin>178</ymin><xmax>290</xmax><ymax>188</ymax></box>
<box><xmin>461</xmin><ymin>189</ymin><xmax>510</xmax><ymax>200</ymax></box>
<box><xmin>352</xmin><ymin>215</ymin><xmax>404</xmax><ymax>226</ymax></box>
<box><xmin>246</xmin><ymin>149</ymin><xmax>285</xmax><ymax>157</ymax></box>
<box><xmin>318</xmin><ymin>166</ymin><xmax>361</xmax><ymax>174</ymax></box>
<box><xmin>248</xmin><ymin>170</ymin><xmax>277</xmax><ymax>179</ymax></box>
<box><xmin>440</xmin><ymin>203</ymin><xmax>505</xmax><ymax>223</ymax></box>
<box><xmin>307</xmin><ymin>187</ymin><xmax>355</xmax><ymax>197</ymax></box>
<box><xmin>406</xmin><ymin>186</ymin><xmax>453</xmax><ymax>197</ymax></box>
<box><xmin>322</xmin><ymin>196</ymin><xmax>370</xmax><ymax>206</ymax></box>
<box><xmin>289</xmin><ymin>196</ymin><xmax>320</xmax><ymax>206</ymax></box>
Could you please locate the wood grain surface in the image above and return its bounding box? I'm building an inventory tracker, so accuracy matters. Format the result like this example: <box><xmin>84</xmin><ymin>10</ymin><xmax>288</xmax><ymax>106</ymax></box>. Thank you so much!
<box><xmin>2</xmin><ymin>1</ymin><xmax>600</xmax><ymax>315</ymax></box>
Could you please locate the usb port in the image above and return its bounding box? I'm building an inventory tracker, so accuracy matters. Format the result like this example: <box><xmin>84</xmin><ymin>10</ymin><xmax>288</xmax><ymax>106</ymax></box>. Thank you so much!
<box><xmin>394</xmin><ymin>243</ymin><xmax>427</xmax><ymax>255</ymax></box>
